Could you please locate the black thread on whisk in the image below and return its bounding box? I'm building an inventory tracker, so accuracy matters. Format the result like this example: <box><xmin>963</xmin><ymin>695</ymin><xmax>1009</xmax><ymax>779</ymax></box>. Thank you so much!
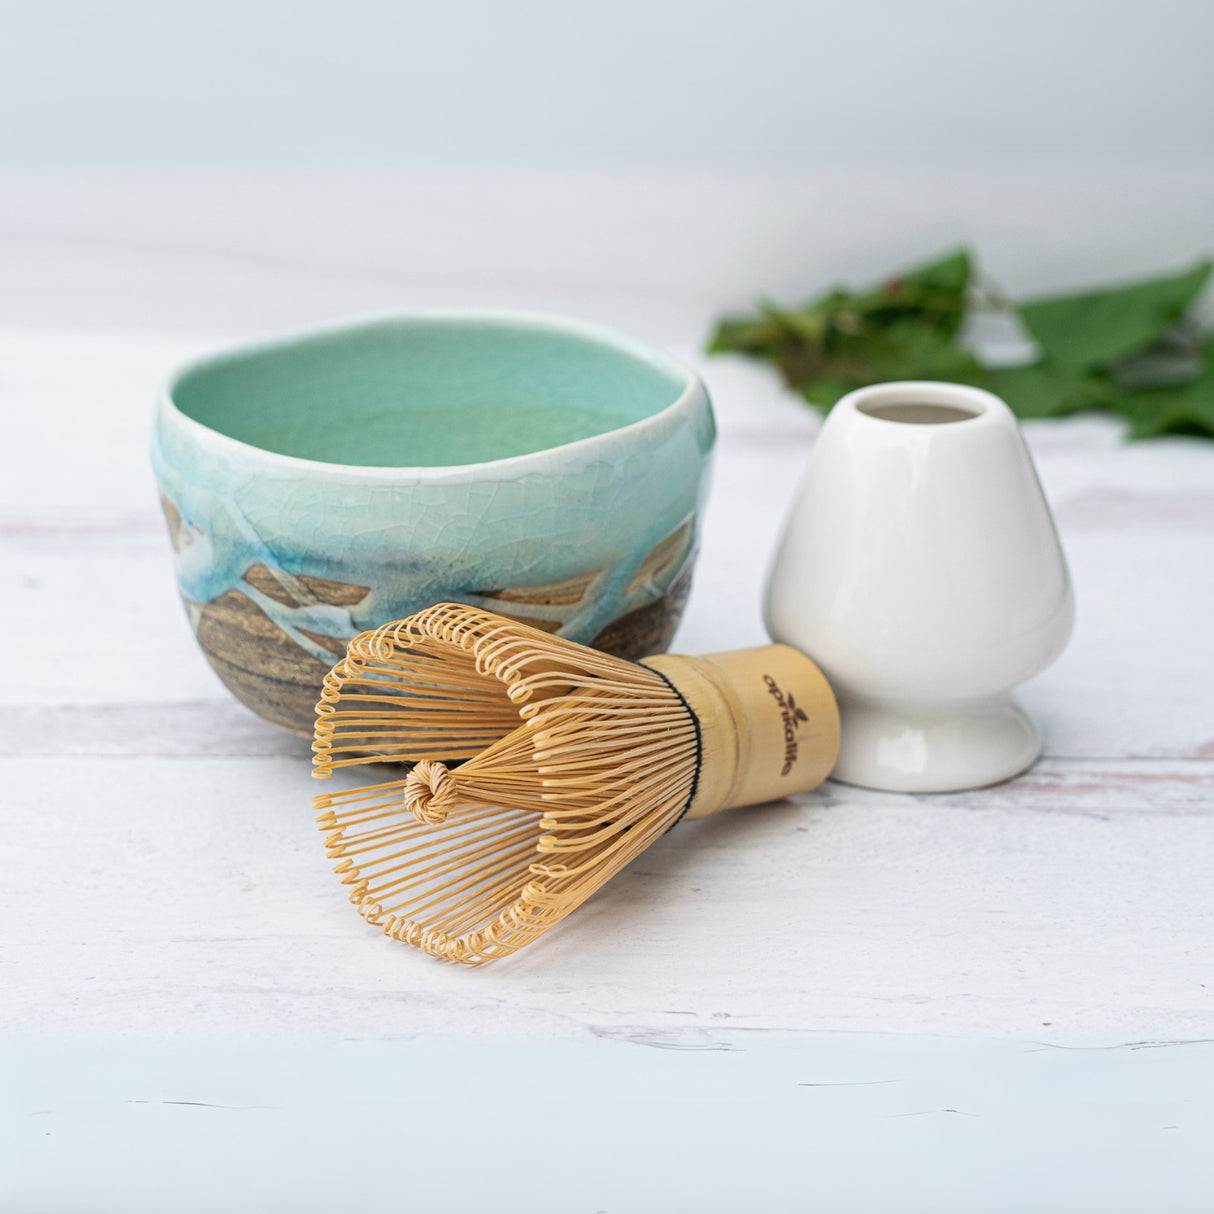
<box><xmin>646</xmin><ymin>666</ymin><xmax>703</xmax><ymax>832</ymax></box>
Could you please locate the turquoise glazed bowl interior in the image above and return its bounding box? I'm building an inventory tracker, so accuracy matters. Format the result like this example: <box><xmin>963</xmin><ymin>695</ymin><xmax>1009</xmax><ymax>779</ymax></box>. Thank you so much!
<box><xmin>152</xmin><ymin>312</ymin><xmax>716</xmax><ymax>737</ymax></box>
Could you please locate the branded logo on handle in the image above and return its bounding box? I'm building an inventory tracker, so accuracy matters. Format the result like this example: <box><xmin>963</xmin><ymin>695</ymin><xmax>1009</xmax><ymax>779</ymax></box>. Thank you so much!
<box><xmin>763</xmin><ymin>675</ymin><xmax>809</xmax><ymax>776</ymax></box>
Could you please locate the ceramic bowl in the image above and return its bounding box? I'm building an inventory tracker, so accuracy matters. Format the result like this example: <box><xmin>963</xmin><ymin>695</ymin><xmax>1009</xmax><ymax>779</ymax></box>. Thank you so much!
<box><xmin>152</xmin><ymin>312</ymin><xmax>715</xmax><ymax>737</ymax></box>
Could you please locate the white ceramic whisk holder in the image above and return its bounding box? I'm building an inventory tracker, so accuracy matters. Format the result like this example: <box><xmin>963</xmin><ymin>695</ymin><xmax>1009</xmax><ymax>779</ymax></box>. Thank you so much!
<box><xmin>764</xmin><ymin>382</ymin><xmax>1073</xmax><ymax>793</ymax></box>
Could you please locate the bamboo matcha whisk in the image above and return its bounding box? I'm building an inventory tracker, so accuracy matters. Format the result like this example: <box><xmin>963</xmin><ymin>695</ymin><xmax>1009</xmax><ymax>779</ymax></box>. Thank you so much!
<box><xmin>313</xmin><ymin>602</ymin><xmax>840</xmax><ymax>964</ymax></box>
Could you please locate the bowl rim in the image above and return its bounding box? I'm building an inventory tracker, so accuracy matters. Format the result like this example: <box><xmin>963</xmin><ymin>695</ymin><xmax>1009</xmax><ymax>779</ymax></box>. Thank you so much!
<box><xmin>157</xmin><ymin>309</ymin><xmax>711</xmax><ymax>482</ymax></box>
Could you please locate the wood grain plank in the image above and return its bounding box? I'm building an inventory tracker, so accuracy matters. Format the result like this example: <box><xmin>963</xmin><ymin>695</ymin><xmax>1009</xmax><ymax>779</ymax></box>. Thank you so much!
<box><xmin>5</xmin><ymin>1036</ymin><xmax>1214</xmax><ymax>1214</ymax></box>
<box><xmin>3</xmin><ymin>754</ymin><xmax>1212</xmax><ymax>1041</ymax></box>
<box><xmin>0</xmin><ymin>702</ymin><xmax>307</xmax><ymax>757</ymax></box>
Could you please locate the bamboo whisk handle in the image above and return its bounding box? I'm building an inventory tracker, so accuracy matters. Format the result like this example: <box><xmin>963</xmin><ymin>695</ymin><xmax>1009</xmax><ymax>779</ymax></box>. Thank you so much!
<box><xmin>642</xmin><ymin>645</ymin><xmax>840</xmax><ymax>819</ymax></box>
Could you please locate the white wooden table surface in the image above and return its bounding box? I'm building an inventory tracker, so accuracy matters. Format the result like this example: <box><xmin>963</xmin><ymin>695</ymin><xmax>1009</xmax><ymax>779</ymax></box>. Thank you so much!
<box><xmin>2</xmin><ymin>171</ymin><xmax>1213</xmax><ymax>1211</ymax></box>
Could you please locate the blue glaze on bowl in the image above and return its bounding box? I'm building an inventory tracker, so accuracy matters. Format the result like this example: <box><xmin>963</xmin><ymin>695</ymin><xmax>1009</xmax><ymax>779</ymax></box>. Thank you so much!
<box><xmin>151</xmin><ymin>312</ymin><xmax>715</xmax><ymax>736</ymax></box>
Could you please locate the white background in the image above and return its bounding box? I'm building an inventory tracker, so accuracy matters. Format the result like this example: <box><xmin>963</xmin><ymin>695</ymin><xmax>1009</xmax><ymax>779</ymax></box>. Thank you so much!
<box><xmin>3</xmin><ymin>1</ymin><xmax>1213</xmax><ymax>342</ymax></box>
<box><xmin>3</xmin><ymin>0</ymin><xmax>1212</xmax><ymax>172</ymax></box>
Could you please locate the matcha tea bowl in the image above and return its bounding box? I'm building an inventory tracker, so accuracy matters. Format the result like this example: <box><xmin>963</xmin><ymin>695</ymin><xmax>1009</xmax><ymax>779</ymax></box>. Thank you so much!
<box><xmin>151</xmin><ymin>312</ymin><xmax>715</xmax><ymax>737</ymax></box>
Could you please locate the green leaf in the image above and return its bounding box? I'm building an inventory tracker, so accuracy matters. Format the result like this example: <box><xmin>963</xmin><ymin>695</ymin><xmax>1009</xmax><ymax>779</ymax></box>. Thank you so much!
<box><xmin>984</xmin><ymin>362</ymin><xmax>1081</xmax><ymax>418</ymax></box>
<box><xmin>707</xmin><ymin>315</ymin><xmax>784</xmax><ymax>357</ymax></box>
<box><xmin>984</xmin><ymin>361</ymin><xmax>1125</xmax><ymax>419</ymax></box>
<box><xmin>706</xmin><ymin>248</ymin><xmax>975</xmax><ymax>409</ymax></box>
<box><xmin>707</xmin><ymin>250</ymin><xmax>1214</xmax><ymax>441</ymax></box>
<box><xmin>856</xmin><ymin>320</ymin><xmax>984</xmax><ymax>383</ymax></box>
<box><xmin>797</xmin><ymin>322</ymin><xmax>984</xmax><ymax>411</ymax></box>
<box><xmin>853</xmin><ymin>248</ymin><xmax>972</xmax><ymax>339</ymax></box>
<box><xmin>1018</xmin><ymin>260</ymin><xmax>1212</xmax><ymax>370</ymax></box>
<box><xmin>1117</xmin><ymin>341</ymin><xmax>1214</xmax><ymax>439</ymax></box>
<box><xmin>897</xmin><ymin>247</ymin><xmax>972</xmax><ymax>294</ymax></box>
<box><xmin>1107</xmin><ymin>323</ymin><xmax>1205</xmax><ymax>389</ymax></box>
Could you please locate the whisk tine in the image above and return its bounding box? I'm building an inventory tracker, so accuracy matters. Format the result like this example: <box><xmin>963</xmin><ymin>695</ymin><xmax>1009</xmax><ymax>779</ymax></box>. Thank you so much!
<box><xmin>313</xmin><ymin>602</ymin><xmax>839</xmax><ymax>964</ymax></box>
<box><xmin>312</xmin><ymin>604</ymin><xmax>697</xmax><ymax>962</ymax></box>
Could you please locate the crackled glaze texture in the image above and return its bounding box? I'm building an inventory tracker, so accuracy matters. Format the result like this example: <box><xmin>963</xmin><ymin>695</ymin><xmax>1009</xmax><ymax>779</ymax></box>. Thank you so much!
<box><xmin>152</xmin><ymin>314</ymin><xmax>715</xmax><ymax>736</ymax></box>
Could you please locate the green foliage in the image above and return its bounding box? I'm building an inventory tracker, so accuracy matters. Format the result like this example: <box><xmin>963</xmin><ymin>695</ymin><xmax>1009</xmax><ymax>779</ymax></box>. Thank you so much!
<box><xmin>1119</xmin><ymin>339</ymin><xmax>1214</xmax><ymax>439</ymax></box>
<box><xmin>708</xmin><ymin>250</ymin><xmax>981</xmax><ymax>408</ymax></box>
<box><xmin>708</xmin><ymin>251</ymin><xmax>1214</xmax><ymax>440</ymax></box>
<box><xmin>1017</xmin><ymin>262</ymin><xmax>1210</xmax><ymax>369</ymax></box>
<box><xmin>981</xmin><ymin>361</ymin><xmax>1105</xmax><ymax>420</ymax></box>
